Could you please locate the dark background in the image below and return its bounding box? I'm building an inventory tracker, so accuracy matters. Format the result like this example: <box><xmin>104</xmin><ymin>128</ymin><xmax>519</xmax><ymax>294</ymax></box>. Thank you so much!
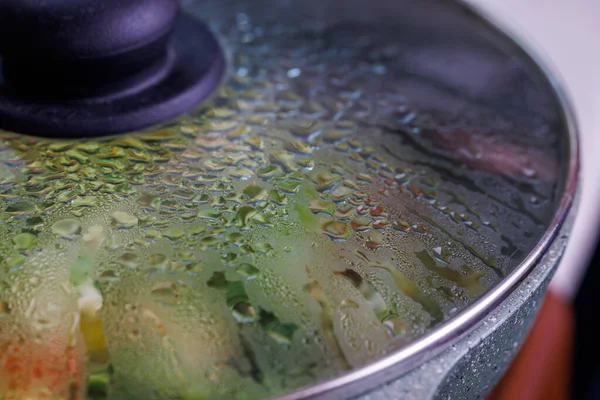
<box><xmin>574</xmin><ymin>235</ymin><xmax>600</xmax><ymax>400</ymax></box>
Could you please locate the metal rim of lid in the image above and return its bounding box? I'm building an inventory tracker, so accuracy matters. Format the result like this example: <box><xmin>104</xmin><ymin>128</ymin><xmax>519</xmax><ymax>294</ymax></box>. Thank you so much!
<box><xmin>270</xmin><ymin>1</ymin><xmax>580</xmax><ymax>399</ymax></box>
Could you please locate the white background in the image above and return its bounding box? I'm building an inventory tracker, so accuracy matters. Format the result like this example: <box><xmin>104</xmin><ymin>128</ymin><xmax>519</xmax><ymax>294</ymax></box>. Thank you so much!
<box><xmin>467</xmin><ymin>0</ymin><xmax>600</xmax><ymax>300</ymax></box>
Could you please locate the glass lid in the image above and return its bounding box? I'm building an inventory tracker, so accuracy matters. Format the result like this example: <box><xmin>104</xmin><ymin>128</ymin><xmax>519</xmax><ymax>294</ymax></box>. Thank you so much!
<box><xmin>0</xmin><ymin>0</ymin><xmax>577</xmax><ymax>399</ymax></box>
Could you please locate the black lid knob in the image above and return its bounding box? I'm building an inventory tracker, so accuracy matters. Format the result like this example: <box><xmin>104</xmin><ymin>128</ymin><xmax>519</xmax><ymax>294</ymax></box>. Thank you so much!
<box><xmin>0</xmin><ymin>0</ymin><xmax>226</xmax><ymax>138</ymax></box>
<box><xmin>0</xmin><ymin>0</ymin><xmax>179</xmax><ymax>95</ymax></box>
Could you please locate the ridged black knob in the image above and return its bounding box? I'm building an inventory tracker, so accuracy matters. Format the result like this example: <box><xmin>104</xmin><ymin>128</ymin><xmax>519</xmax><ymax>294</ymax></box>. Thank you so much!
<box><xmin>0</xmin><ymin>0</ymin><xmax>179</xmax><ymax>95</ymax></box>
<box><xmin>0</xmin><ymin>0</ymin><xmax>226</xmax><ymax>138</ymax></box>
